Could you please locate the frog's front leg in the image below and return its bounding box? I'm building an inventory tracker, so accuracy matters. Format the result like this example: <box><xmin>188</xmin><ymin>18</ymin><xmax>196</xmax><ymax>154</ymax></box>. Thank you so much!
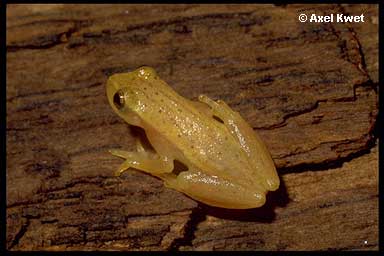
<box><xmin>198</xmin><ymin>95</ymin><xmax>279</xmax><ymax>191</ymax></box>
<box><xmin>109</xmin><ymin>148</ymin><xmax>174</xmax><ymax>177</ymax></box>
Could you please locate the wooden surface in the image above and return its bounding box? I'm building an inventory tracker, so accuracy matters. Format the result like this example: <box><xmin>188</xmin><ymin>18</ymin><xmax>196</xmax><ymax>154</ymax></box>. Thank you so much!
<box><xmin>6</xmin><ymin>4</ymin><xmax>378</xmax><ymax>251</ymax></box>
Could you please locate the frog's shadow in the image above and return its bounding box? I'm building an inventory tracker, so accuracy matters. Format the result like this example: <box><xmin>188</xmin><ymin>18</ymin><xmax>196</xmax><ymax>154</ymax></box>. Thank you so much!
<box><xmin>198</xmin><ymin>177</ymin><xmax>289</xmax><ymax>223</ymax></box>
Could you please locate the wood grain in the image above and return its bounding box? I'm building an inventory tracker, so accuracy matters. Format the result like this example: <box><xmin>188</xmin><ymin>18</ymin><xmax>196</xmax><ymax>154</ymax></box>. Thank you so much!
<box><xmin>6</xmin><ymin>4</ymin><xmax>378</xmax><ymax>250</ymax></box>
<box><xmin>181</xmin><ymin>145</ymin><xmax>378</xmax><ymax>250</ymax></box>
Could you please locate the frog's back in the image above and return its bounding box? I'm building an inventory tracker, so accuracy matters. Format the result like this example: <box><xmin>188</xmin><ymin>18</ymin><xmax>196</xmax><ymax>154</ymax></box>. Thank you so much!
<box><xmin>123</xmin><ymin>68</ymin><xmax>263</xmax><ymax>188</ymax></box>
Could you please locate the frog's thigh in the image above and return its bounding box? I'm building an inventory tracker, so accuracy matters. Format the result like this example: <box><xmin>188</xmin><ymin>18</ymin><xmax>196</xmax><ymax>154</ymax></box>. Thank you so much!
<box><xmin>199</xmin><ymin>95</ymin><xmax>279</xmax><ymax>192</ymax></box>
<box><xmin>109</xmin><ymin>149</ymin><xmax>174</xmax><ymax>176</ymax></box>
<box><xmin>164</xmin><ymin>170</ymin><xmax>266</xmax><ymax>209</ymax></box>
<box><xmin>189</xmin><ymin>100</ymin><xmax>214</xmax><ymax>117</ymax></box>
<box><xmin>198</xmin><ymin>95</ymin><xmax>249</xmax><ymax>140</ymax></box>
<box><xmin>198</xmin><ymin>95</ymin><xmax>234</xmax><ymax>119</ymax></box>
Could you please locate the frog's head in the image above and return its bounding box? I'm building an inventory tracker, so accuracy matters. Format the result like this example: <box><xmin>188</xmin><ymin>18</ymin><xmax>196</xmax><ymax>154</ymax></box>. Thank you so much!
<box><xmin>106</xmin><ymin>66</ymin><xmax>158</xmax><ymax>124</ymax></box>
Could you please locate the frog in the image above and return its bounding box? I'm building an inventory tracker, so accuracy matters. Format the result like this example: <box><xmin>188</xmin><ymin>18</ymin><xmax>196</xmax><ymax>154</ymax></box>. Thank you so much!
<box><xmin>106</xmin><ymin>66</ymin><xmax>280</xmax><ymax>209</ymax></box>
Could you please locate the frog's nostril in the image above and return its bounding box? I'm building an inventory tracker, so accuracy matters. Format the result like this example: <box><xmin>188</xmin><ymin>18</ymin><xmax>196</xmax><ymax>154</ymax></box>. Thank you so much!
<box><xmin>113</xmin><ymin>90</ymin><xmax>125</xmax><ymax>109</ymax></box>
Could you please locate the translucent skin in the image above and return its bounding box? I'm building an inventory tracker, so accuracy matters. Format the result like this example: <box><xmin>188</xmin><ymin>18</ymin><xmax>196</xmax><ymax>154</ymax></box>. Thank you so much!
<box><xmin>106</xmin><ymin>66</ymin><xmax>279</xmax><ymax>209</ymax></box>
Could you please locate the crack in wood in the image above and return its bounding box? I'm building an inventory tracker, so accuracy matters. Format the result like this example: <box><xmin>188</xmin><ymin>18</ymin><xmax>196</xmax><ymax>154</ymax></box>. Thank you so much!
<box><xmin>169</xmin><ymin>207</ymin><xmax>206</xmax><ymax>250</ymax></box>
<box><xmin>8</xmin><ymin>218</ymin><xmax>30</xmax><ymax>250</ymax></box>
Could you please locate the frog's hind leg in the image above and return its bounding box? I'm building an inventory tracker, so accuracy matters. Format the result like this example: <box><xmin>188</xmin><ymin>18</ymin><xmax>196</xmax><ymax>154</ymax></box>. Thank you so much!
<box><xmin>189</xmin><ymin>99</ymin><xmax>214</xmax><ymax>117</ymax></box>
<box><xmin>198</xmin><ymin>94</ymin><xmax>280</xmax><ymax>191</ymax></box>
<box><xmin>198</xmin><ymin>95</ymin><xmax>237</xmax><ymax>122</ymax></box>
<box><xmin>109</xmin><ymin>149</ymin><xmax>174</xmax><ymax>177</ymax></box>
<box><xmin>163</xmin><ymin>169</ymin><xmax>267</xmax><ymax>209</ymax></box>
<box><xmin>198</xmin><ymin>94</ymin><xmax>250</xmax><ymax>145</ymax></box>
<box><xmin>198</xmin><ymin>95</ymin><xmax>261</xmax><ymax>148</ymax></box>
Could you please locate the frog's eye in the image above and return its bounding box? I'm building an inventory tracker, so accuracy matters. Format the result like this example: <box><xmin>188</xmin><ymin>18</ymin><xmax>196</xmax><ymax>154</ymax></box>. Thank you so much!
<box><xmin>113</xmin><ymin>90</ymin><xmax>125</xmax><ymax>109</ymax></box>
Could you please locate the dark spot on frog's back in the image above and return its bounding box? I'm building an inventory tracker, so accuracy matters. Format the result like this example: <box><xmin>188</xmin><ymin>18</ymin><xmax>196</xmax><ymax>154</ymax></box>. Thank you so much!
<box><xmin>213</xmin><ymin>115</ymin><xmax>224</xmax><ymax>124</ymax></box>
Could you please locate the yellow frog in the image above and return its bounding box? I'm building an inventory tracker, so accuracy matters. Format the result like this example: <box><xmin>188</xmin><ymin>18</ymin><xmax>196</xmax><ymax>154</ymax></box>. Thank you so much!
<box><xmin>106</xmin><ymin>67</ymin><xmax>279</xmax><ymax>209</ymax></box>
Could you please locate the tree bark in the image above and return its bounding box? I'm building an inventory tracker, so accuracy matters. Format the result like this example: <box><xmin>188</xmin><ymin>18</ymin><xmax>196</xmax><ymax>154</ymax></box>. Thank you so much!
<box><xmin>6</xmin><ymin>4</ymin><xmax>378</xmax><ymax>250</ymax></box>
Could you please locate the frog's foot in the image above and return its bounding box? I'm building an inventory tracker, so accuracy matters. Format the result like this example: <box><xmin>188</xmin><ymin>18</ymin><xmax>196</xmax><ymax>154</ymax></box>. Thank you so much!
<box><xmin>109</xmin><ymin>149</ymin><xmax>174</xmax><ymax>177</ymax></box>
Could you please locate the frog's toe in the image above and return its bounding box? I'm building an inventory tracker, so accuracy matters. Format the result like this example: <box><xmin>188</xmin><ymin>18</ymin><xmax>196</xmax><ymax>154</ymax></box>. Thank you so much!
<box><xmin>114</xmin><ymin>160</ymin><xmax>132</xmax><ymax>176</ymax></box>
<box><xmin>109</xmin><ymin>149</ymin><xmax>133</xmax><ymax>159</ymax></box>
<box><xmin>251</xmin><ymin>192</ymin><xmax>266</xmax><ymax>208</ymax></box>
<box><xmin>266</xmin><ymin>176</ymin><xmax>280</xmax><ymax>191</ymax></box>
